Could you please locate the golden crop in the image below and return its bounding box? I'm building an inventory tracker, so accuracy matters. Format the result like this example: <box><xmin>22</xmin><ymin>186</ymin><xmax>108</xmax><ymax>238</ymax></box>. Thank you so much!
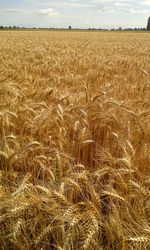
<box><xmin>0</xmin><ymin>31</ymin><xmax>150</xmax><ymax>250</ymax></box>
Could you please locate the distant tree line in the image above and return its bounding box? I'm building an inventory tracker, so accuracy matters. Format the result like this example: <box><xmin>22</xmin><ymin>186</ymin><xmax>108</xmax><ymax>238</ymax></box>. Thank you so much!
<box><xmin>111</xmin><ymin>27</ymin><xmax>147</xmax><ymax>31</ymax></box>
<box><xmin>0</xmin><ymin>26</ymin><xmax>26</xmax><ymax>29</ymax></box>
<box><xmin>0</xmin><ymin>17</ymin><xmax>150</xmax><ymax>31</ymax></box>
<box><xmin>0</xmin><ymin>26</ymin><xmax>148</xmax><ymax>31</ymax></box>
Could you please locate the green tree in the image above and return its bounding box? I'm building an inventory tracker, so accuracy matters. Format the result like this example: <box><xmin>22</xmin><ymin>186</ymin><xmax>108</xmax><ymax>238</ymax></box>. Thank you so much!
<box><xmin>147</xmin><ymin>16</ymin><xmax>150</xmax><ymax>30</ymax></box>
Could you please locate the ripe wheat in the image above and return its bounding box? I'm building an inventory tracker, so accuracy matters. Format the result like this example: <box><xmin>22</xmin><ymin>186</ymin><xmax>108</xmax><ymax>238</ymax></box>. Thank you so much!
<box><xmin>0</xmin><ymin>30</ymin><xmax>150</xmax><ymax>250</ymax></box>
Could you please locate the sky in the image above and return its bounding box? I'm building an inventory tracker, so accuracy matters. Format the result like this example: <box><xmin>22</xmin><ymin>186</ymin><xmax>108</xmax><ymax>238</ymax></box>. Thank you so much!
<box><xmin>0</xmin><ymin>0</ymin><xmax>150</xmax><ymax>29</ymax></box>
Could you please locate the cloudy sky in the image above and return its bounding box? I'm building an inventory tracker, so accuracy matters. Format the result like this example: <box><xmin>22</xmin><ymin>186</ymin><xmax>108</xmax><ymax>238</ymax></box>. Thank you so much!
<box><xmin>0</xmin><ymin>0</ymin><xmax>150</xmax><ymax>28</ymax></box>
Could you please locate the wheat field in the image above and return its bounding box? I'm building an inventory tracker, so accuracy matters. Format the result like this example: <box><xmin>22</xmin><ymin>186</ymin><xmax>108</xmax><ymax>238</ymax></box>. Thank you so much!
<box><xmin>0</xmin><ymin>31</ymin><xmax>150</xmax><ymax>250</ymax></box>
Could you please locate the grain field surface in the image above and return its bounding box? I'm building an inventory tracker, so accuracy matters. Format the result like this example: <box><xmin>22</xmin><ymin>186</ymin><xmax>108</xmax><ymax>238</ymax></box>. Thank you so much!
<box><xmin>0</xmin><ymin>31</ymin><xmax>150</xmax><ymax>250</ymax></box>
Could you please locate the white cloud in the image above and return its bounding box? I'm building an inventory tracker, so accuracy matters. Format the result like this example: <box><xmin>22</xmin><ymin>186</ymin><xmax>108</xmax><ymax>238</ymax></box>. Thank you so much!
<box><xmin>35</xmin><ymin>0</ymin><xmax>150</xmax><ymax>16</ymax></box>
<box><xmin>128</xmin><ymin>8</ymin><xmax>149</xmax><ymax>14</ymax></box>
<box><xmin>98</xmin><ymin>6</ymin><xmax>115</xmax><ymax>13</ymax></box>
<box><xmin>114</xmin><ymin>2</ymin><xmax>132</xmax><ymax>8</ymax></box>
<box><xmin>140</xmin><ymin>0</ymin><xmax>150</xmax><ymax>6</ymax></box>
<box><xmin>37</xmin><ymin>1</ymin><xmax>91</xmax><ymax>8</ymax></box>
<box><xmin>38</xmin><ymin>8</ymin><xmax>58</xmax><ymax>16</ymax></box>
